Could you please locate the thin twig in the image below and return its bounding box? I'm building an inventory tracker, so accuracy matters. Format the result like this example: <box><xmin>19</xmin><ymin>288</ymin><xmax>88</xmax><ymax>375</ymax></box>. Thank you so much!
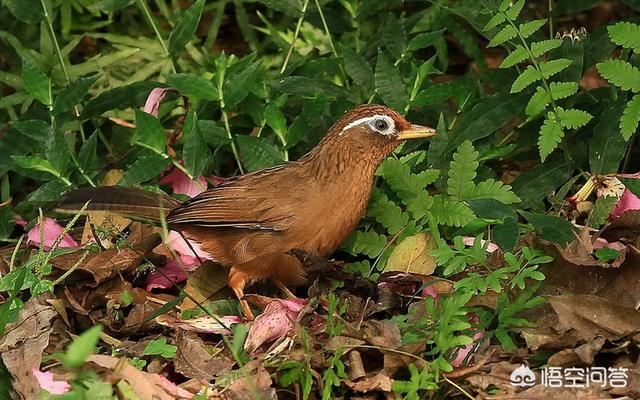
<box><xmin>281</xmin><ymin>0</ymin><xmax>310</xmax><ymax>74</ymax></box>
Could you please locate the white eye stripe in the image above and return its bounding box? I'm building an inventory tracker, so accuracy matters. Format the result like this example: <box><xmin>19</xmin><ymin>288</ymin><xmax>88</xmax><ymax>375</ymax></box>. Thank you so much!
<box><xmin>340</xmin><ymin>114</ymin><xmax>396</xmax><ymax>136</ymax></box>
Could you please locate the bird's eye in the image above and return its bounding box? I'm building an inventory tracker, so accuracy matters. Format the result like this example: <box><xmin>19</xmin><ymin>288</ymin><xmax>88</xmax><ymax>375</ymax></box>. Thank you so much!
<box><xmin>374</xmin><ymin>119</ymin><xmax>389</xmax><ymax>131</ymax></box>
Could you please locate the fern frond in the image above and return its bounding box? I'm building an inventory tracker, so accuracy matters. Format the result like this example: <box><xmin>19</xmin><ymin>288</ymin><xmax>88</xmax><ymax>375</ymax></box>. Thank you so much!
<box><xmin>607</xmin><ymin>22</ymin><xmax>640</xmax><ymax>54</ymax></box>
<box><xmin>519</xmin><ymin>19</ymin><xmax>547</xmax><ymax>39</ymax></box>
<box><xmin>596</xmin><ymin>59</ymin><xmax>640</xmax><ymax>92</ymax></box>
<box><xmin>511</xmin><ymin>65</ymin><xmax>541</xmax><ymax>93</ymax></box>
<box><xmin>540</xmin><ymin>58</ymin><xmax>572</xmax><ymax>79</ymax></box>
<box><xmin>621</xmin><ymin>94</ymin><xmax>640</xmax><ymax>140</ymax></box>
<box><xmin>483</xmin><ymin>14</ymin><xmax>505</xmax><ymax>31</ymax></box>
<box><xmin>467</xmin><ymin>179</ymin><xmax>521</xmax><ymax>204</ymax></box>
<box><xmin>556</xmin><ymin>107</ymin><xmax>593</xmax><ymax>129</ymax></box>
<box><xmin>377</xmin><ymin>158</ymin><xmax>436</xmax><ymax>206</ymax></box>
<box><xmin>549</xmin><ymin>81</ymin><xmax>579</xmax><ymax>100</ymax></box>
<box><xmin>429</xmin><ymin>195</ymin><xmax>475</xmax><ymax>227</ymax></box>
<box><xmin>505</xmin><ymin>0</ymin><xmax>525</xmax><ymax>20</ymax></box>
<box><xmin>538</xmin><ymin>113</ymin><xmax>565</xmax><ymax>161</ymax></box>
<box><xmin>525</xmin><ymin>86</ymin><xmax>551</xmax><ymax>117</ymax></box>
<box><xmin>531</xmin><ymin>39</ymin><xmax>563</xmax><ymax>57</ymax></box>
<box><xmin>447</xmin><ymin>140</ymin><xmax>478</xmax><ymax>199</ymax></box>
<box><xmin>368</xmin><ymin>189</ymin><xmax>409</xmax><ymax>235</ymax></box>
<box><xmin>406</xmin><ymin>192</ymin><xmax>434</xmax><ymax>221</ymax></box>
<box><xmin>348</xmin><ymin>231</ymin><xmax>387</xmax><ymax>257</ymax></box>
<box><xmin>500</xmin><ymin>45</ymin><xmax>528</xmax><ymax>68</ymax></box>
<box><xmin>488</xmin><ymin>25</ymin><xmax>517</xmax><ymax>47</ymax></box>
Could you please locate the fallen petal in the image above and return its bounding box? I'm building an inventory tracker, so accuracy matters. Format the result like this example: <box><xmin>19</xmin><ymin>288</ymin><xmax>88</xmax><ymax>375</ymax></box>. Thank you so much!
<box><xmin>166</xmin><ymin>230</ymin><xmax>211</xmax><ymax>262</ymax></box>
<box><xmin>244</xmin><ymin>299</ymin><xmax>308</xmax><ymax>353</ymax></box>
<box><xmin>27</xmin><ymin>217</ymin><xmax>78</xmax><ymax>251</ymax></box>
<box><xmin>462</xmin><ymin>237</ymin><xmax>499</xmax><ymax>253</ymax></box>
<box><xmin>31</xmin><ymin>369</ymin><xmax>70</xmax><ymax>395</ymax></box>
<box><xmin>610</xmin><ymin>188</ymin><xmax>640</xmax><ymax>220</ymax></box>
<box><xmin>143</xmin><ymin>87</ymin><xmax>173</xmax><ymax>117</ymax></box>
<box><xmin>145</xmin><ymin>260</ymin><xmax>189</xmax><ymax>291</ymax></box>
<box><xmin>160</xmin><ymin>168</ymin><xmax>207</xmax><ymax>198</ymax></box>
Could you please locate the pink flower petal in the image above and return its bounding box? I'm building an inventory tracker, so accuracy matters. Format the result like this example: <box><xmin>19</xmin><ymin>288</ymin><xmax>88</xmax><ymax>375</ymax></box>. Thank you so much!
<box><xmin>145</xmin><ymin>260</ymin><xmax>189</xmax><ymax>291</ymax></box>
<box><xmin>27</xmin><ymin>217</ymin><xmax>78</xmax><ymax>251</ymax></box>
<box><xmin>610</xmin><ymin>188</ymin><xmax>640</xmax><ymax>220</ymax></box>
<box><xmin>143</xmin><ymin>87</ymin><xmax>173</xmax><ymax>117</ymax></box>
<box><xmin>160</xmin><ymin>168</ymin><xmax>207</xmax><ymax>198</ymax></box>
<box><xmin>32</xmin><ymin>369</ymin><xmax>71</xmax><ymax>395</ymax></box>
<box><xmin>166</xmin><ymin>231</ymin><xmax>211</xmax><ymax>262</ymax></box>
<box><xmin>244</xmin><ymin>299</ymin><xmax>308</xmax><ymax>353</ymax></box>
<box><xmin>593</xmin><ymin>238</ymin><xmax>626</xmax><ymax>251</ymax></box>
<box><xmin>451</xmin><ymin>313</ymin><xmax>485</xmax><ymax>367</ymax></box>
<box><xmin>422</xmin><ymin>285</ymin><xmax>438</xmax><ymax>299</ymax></box>
<box><xmin>158</xmin><ymin>375</ymin><xmax>194</xmax><ymax>398</ymax></box>
<box><xmin>462</xmin><ymin>237</ymin><xmax>499</xmax><ymax>253</ymax></box>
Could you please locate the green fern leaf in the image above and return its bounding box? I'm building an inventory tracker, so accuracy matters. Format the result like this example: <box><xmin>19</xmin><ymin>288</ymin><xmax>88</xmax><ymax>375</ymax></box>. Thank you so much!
<box><xmin>500</xmin><ymin>45</ymin><xmax>528</xmax><ymax>68</ymax></box>
<box><xmin>519</xmin><ymin>19</ymin><xmax>547</xmax><ymax>39</ymax></box>
<box><xmin>498</xmin><ymin>0</ymin><xmax>512</xmax><ymax>12</ymax></box>
<box><xmin>368</xmin><ymin>189</ymin><xmax>409</xmax><ymax>235</ymax></box>
<box><xmin>377</xmin><ymin>158</ymin><xmax>436</xmax><ymax>206</ymax></box>
<box><xmin>488</xmin><ymin>25</ymin><xmax>517</xmax><ymax>47</ymax></box>
<box><xmin>549</xmin><ymin>81</ymin><xmax>579</xmax><ymax>100</ymax></box>
<box><xmin>621</xmin><ymin>94</ymin><xmax>640</xmax><ymax>140</ymax></box>
<box><xmin>538</xmin><ymin>113</ymin><xmax>565</xmax><ymax>161</ymax></box>
<box><xmin>540</xmin><ymin>58</ymin><xmax>572</xmax><ymax>79</ymax></box>
<box><xmin>447</xmin><ymin>140</ymin><xmax>478</xmax><ymax>199</ymax></box>
<box><xmin>607</xmin><ymin>22</ymin><xmax>640</xmax><ymax>54</ymax></box>
<box><xmin>525</xmin><ymin>86</ymin><xmax>551</xmax><ymax>117</ymax></box>
<box><xmin>348</xmin><ymin>231</ymin><xmax>387</xmax><ymax>257</ymax></box>
<box><xmin>399</xmin><ymin>150</ymin><xmax>427</xmax><ymax>166</ymax></box>
<box><xmin>596</xmin><ymin>59</ymin><xmax>640</xmax><ymax>92</ymax></box>
<box><xmin>510</xmin><ymin>65</ymin><xmax>541</xmax><ymax>93</ymax></box>
<box><xmin>531</xmin><ymin>39</ymin><xmax>563</xmax><ymax>57</ymax></box>
<box><xmin>407</xmin><ymin>192</ymin><xmax>434</xmax><ymax>221</ymax></box>
<box><xmin>483</xmin><ymin>13</ymin><xmax>505</xmax><ymax>31</ymax></box>
<box><xmin>557</xmin><ymin>107</ymin><xmax>593</xmax><ymax>129</ymax></box>
<box><xmin>468</xmin><ymin>179</ymin><xmax>521</xmax><ymax>204</ymax></box>
<box><xmin>505</xmin><ymin>0</ymin><xmax>525</xmax><ymax>20</ymax></box>
<box><xmin>588</xmin><ymin>196</ymin><xmax>618</xmax><ymax>228</ymax></box>
<box><xmin>429</xmin><ymin>195</ymin><xmax>475</xmax><ymax>227</ymax></box>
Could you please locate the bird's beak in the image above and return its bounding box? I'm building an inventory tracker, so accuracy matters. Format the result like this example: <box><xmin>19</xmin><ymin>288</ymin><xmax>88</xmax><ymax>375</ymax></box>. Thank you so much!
<box><xmin>397</xmin><ymin>124</ymin><xmax>437</xmax><ymax>140</ymax></box>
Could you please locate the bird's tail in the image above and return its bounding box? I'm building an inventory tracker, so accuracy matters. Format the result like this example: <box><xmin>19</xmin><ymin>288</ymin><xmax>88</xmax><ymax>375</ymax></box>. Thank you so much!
<box><xmin>56</xmin><ymin>186</ymin><xmax>181</xmax><ymax>222</ymax></box>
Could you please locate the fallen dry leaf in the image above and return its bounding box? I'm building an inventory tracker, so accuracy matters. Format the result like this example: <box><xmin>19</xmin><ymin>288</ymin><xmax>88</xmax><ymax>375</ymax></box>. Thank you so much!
<box><xmin>385</xmin><ymin>232</ymin><xmax>437</xmax><ymax>276</ymax></box>
<box><xmin>222</xmin><ymin>361</ymin><xmax>276</xmax><ymax>400</ymax></box>
<box><xmin>156</xmin><ymin>314</ymin><xmax>241</xmax><ymax>334</ymax></box>
<box><xmin>244</xmin><ymin>299</ymin><xmax>307</xmax><ymax>354</ymax></box>
<box><xmin>173</xmin><ymin>332</ymin><xmax>234</xmax><ymax>380</ymax></box>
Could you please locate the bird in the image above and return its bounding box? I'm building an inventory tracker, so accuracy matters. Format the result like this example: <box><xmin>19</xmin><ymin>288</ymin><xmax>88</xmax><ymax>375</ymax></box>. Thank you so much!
<box><xmin>58</xmin><ymin>104</ymin><xmax>437</xmax><ymax>319</ymax></box>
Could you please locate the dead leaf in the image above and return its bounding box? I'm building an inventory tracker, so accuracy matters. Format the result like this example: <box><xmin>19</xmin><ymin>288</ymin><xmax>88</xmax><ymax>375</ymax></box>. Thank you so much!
<box><xmin>173</xmin><ymin>332</ymin><xmax>234</xmax><ymax>380</ymax></box>
<box><xmin>547</xmin><ymin>337</ymin><xmax>606</xmax><ymax>367</ymax></box>
<box><xmin>156</xmin><ymin>314</ymin><xmax>241</xmax><ymax>334</ymax></box>
<box><xmin>0</xmin><ymin>296</ymin><xmax>57</xmax><ymax>399</ymax></box>
<box><xmin>385</xmin><ymin>232</ymin><xmax>436</xmax><ymax>276</ymax></box>
<box><xmin>179</xmin><ymin>261</ymin><xmax>230</xmax><ymax>310</ymax></box>
<box><xmin>222</xmin><ymin>361</ymin><xmax>276</xmax><ymax>400</ymax></box>
<box><xmin>344</xmin><ymin>373</ymin><xmax>393</xmax><ymax>393</ymax></box>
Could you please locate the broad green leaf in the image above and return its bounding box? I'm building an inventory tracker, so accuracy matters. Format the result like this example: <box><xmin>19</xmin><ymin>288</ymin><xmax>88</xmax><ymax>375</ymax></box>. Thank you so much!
<box><xmin>483</xmin><ymin>14</ymin><xmax>505</xmax><ymax>31</ymax></box>
<box><xmin>518</xmin><ymin>19</ymin><xmax>547</xmax><ymax>39</ymax></box>
<box><xmin>538</xmin><ymin>113</ymin><xmax>565</xmax><ymax>161</ymax></box>
<box><xmin>447</xmin><ymin>93</ymin><xmax>525</xmax><ymax>151</ymax></box>
<box><xmin>466</xmin><ymin>198</ymin><xmax>518</xmax><ymax>220</ymax></box>
<box><xmin>505</xmin><ymin>0</ymin><xmax>525</xmax><ymax>20</ymax></box>
<box><xmin>46</xmin><ymin>128</ymin><xmax>70</xmax><ymax>174</ymax></box>
<box><xmin>22</xmin><ymin>60</ymin><xmax>51</xmax><ymax>106</ymax></box>
<box><xmin>512</xmin><ymin>160</ymin><xmax>570</xmax><ymax>208</ymax></box>
<box><xmin>83</xmin><ymin>81</ymin><xmax>159</xmax><ymax>117</ymax></box>
<box><xmin>405</xmin><ymin>30</ymin><xmax>446</xmax><ymax>53</ymax></box>
<box><xmin>11</xmin><ymin>156</ymin><xmax>58</xmax><ymax>176</ymax></box>
<box><xmin>60</xmin><ymin>325</ymin><xmax>103</xmax><ymax>368</ymax></box>
<box><xmin>596</xmin><ymin>59</ymin><xmax>640</xmax><ymax>92</ymax></box>
<box><xmin>224</xmin><ymin>60</ymin><xmax>263</xmax><ymax>110</ymax></box>
<box><xmin>340</xmin><ymin>45</ymin><xmax>374</xmax><ymax>91</ymax></box>
<box><xmin>620</xmin><ymin>177</ymin><xmax>640</xmax><ymax>198</ymax></box>
<box><xmin>556</xmin><ymin>107</ymin><xmax>593</xmax><ymax>129</ymax></box>
<box><xmin>236</xmin><ymin>135</ymin><xmax>284</xmax><ymax>172</ymax></box>
<box><xmin>590</xmin><ymin>98</ymin><xmax>628</xmax><ymax>174</ymax></box>
<box><xmin>78</xmin><ymin>133</ymin><xmax>98</xmax><ymax>171</ymax></box>
<box><xmin>264</xmin><ymin>103</ymin><xmax>287</xmax><ymax>143</ymax></box>
<box><xmin>531</xmin><ymin>39</ymin><xmax>563</xmax><ymax>57</ymax></box>
<box><xmin>132</xmin><ymin>110</ymin><xmax>166</xmax><ymax>154</ymax></box>
<box><xmin>3</xmin><ymin>0</ymin><xmax>44</xmax><ymax>23</ymax></box>
<box><xmin>167</xmin><ymin>0</ymin><xmax>205</xmax><ymax>55</ymax></box>
<box><xmin>143</xmin><ymin>338</ymin><xmax>177</xmax><ymax>358</ymax></box>
<box><xmin>11</xmin><ymin>120</ymin><xmax>49</xmax><ymax>141</ymax></box>
<box><xmin>500</xmin><ymin>45</ymin><xmax>528</xmax><ymax>68</ymax></box>
<box><xmin>525</xmin><ymin>86</ymin><xmax>551</xmax><ymax>117</ymax></box>
<box><xmin>119</xmin><ymin>152</ymin><xmax>171</xmax><ymax>186</ymax></box>
<box><xmin>382</xmin><ymin>14</ymin><xmax>406</xmax><ymax>59</ymax></box>
<box><xmin>488</xmin><ymin>25</ymin><xmax>517</xmax><ymax>47</ymax></box>
<box><xmin>199</xmin><ymin>120</ymin><xmax>231</xmax><ymax>146</ymax></box>
<box><xmin>52</xmin><ymin>74</ymin><xmax>100</xmax><ymax>115</ymax></box>
<box><xmin>447</xmin><ymin>140</ymin><xmax>478</xmax><ymax>199</ymax></box>
<box><xmin>87</xmin><ymin>0</ymin><xmax>136</xmax><ymax>12</ymax></box>
<box><xmin>494</xmin><ymin>217</ymin><xmax>518</xmax><ymax>251</ymax></box>
<box><xmin>549</xmin><ymin>81</ymin><xmax>579</xmax><ymax>100</ymax></box>
<box><xmin>510</xmin><ymin>65</ymin><xmax>541</xmax><ymax>93</ymax></box>
<box><xmin>520</xmin><ymin>211</ymin><xmax>576</xmax><ymax>246</ymax></box>
<box><xmin>540</xmin><ymin>58</ymin><xmax>572</xmax><ymax>79</ymax></box>
<box><xmin>607</xmin><ymin>21</ymin><xmax>640</xmax><ymax>54</ymax></box>
<box><xmin>183</xmin><ymin>110</ymin><xmax>209</xmax><ymax>177</ymax></box>
<box><xmin>374</xmin><ymin>51</ymin><xmax>408</xmax><ymax>111</ymax></box>
<box><xmin>167</xmin><ymin>73</ymin><xmax>218</xmax><ymax>101</ymax></box>
<box><xmin>621</xmin><ymin>94</ymin><xmax>640</xmax><ymax>140</ymax></box>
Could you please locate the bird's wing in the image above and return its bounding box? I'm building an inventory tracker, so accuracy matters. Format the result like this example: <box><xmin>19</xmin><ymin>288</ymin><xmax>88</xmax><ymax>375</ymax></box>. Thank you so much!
<box><xmin>166</xmin><ymin>167</ymin><xmax>297</xmax><ymax>231</ymax></box>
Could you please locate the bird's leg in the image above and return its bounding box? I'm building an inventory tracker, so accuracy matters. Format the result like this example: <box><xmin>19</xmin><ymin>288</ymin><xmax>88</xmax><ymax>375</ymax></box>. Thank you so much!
<box><xmin>274</xmin><ymin>280</ymin><xmax>297</xmax><ymax>299</ymax></box>
<box><xmin>228</xmin><ymin>267</ymin><xmax>254</xmax><ymax>320</ymax></box>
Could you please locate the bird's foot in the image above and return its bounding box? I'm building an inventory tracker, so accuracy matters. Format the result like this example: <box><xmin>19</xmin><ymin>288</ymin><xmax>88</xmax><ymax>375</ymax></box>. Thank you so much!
<box><xmin>229</xmin><ymin>267</ymin><xmax>255</xmax><ymax>320</ymax></box>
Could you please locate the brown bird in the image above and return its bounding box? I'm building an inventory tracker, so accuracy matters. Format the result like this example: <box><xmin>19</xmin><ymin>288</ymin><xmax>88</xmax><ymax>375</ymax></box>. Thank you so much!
<box><xmin>58</xmin><ymin>104</ymin><xmax>436</xmax><ymax>319</ymax></box>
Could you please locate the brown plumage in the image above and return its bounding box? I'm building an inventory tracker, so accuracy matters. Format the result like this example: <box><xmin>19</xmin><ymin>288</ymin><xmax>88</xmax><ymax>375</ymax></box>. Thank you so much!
<box><xmin>58</xmin><ymin>104</ymin><xmax>436</xmax><ymax>318</ymax></box>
